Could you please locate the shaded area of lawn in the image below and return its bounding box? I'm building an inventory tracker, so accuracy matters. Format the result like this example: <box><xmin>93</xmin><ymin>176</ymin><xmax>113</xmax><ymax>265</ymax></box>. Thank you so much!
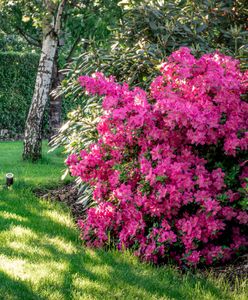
<box><xmin>0</xmin><ymin>141</ymin><xmax>66</xmax><ymax>188</ymax></box>
<box><xmin>0</xmin><ymin>141</ymin><xmax>246</xmax><ymax>300</ymax></box>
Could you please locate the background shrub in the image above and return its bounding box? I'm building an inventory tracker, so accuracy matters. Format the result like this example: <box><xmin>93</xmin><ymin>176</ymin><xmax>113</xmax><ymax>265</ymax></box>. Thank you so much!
<box><xmin>0</xmin><ymin>52</ymin><xmax>39</xmax><ymax>135</ymax></box>
<box><xmin>0</xmin><ymin>52</ymin><xmax>83</xmax><ymax>137</ymax></box>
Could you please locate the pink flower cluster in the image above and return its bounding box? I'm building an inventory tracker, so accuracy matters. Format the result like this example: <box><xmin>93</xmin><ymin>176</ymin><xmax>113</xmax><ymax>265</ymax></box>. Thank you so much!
<box><xmin>67</xmin><ymin>48</ymin><xmax>248</xmax><ymax>266</ymax></box>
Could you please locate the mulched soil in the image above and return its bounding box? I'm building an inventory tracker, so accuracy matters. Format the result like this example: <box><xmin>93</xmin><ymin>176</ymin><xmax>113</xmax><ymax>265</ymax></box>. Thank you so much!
<box><xmin>35</xmin><ymin>182</ymin><xmax>85</xmax><ymax>220</ymax></box>
<box><xmin>35</xmin><ymin>183</ymin><xmax>248</xmax><ymax>284</ymax></box>
<box><xmin>201</xmin><ymin>254</ymin><xmax>248</xmax><ymax>285</ymax></box>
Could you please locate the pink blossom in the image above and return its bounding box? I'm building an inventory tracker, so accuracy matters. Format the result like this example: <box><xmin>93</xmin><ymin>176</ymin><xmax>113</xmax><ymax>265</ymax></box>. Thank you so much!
<box><xmin>186</xmin><ymin>251</ymin><xmax>200</xmax><ymax>265</ymax></box>
<box><xmin>67</xmin><ymin>47</ymin><xmax>248</xmax><ymax>267</ymax></box>
<box><xmin>237</xmin><ymin>211</ymin><xmax>248</xmax><ymax>224</ymax></box>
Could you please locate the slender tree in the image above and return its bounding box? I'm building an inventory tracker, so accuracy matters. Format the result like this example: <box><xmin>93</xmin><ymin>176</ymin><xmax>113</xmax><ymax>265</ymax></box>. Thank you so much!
<box><xmin>23</xmin><ymin>0</ymin><xmax>66</xmax><ymax>160</ymax></box>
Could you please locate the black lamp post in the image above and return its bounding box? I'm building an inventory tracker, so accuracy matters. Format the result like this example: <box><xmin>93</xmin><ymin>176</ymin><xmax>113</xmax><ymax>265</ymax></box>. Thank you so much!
<box><xmin>6</xmin><ymin>173</ymin><xmax>14</xmax><ymax>187</ymax></box>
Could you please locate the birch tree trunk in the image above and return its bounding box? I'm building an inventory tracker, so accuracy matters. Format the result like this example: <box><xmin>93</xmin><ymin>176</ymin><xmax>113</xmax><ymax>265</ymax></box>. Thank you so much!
<box><xmin>49</xmin><ymin>49</ymin><xmax>62</xmax><ymax>141</ymax></box>
<box><xmin>23</xmin><ymin>0</ymin><xmax>66</xmax><ymax>161</ymax></box>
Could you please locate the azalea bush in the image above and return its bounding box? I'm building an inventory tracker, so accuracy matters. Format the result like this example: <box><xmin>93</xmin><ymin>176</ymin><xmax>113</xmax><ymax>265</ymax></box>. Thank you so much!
<box><xmin>67</xmin><ymin>48</ymin><xmax>248</xmax><ymax>267</ymax></box>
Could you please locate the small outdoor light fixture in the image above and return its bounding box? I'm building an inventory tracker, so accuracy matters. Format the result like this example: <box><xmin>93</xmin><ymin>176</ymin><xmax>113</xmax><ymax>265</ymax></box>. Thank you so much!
<box><xmin>6</xmin><ymin>173</ymin><xmax>14</xmax><ymax>187</ymax></box>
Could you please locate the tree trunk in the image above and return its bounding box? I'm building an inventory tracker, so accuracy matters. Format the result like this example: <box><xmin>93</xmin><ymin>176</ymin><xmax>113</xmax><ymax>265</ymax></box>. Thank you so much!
<box><xmin>23</xmin><ymin>33</ymin><xmax>57</xmax><ymax>160</ymax></box>
<box><xmin>49</xmin><ymin>50</ymin><xmax>62</xmax><ymax>141</ymax></box>
<box><xmin>48</xmin><ymin>32</ymin><xmax>84</xmax><ymax>141</ymax></box>
<box><xmin>23</xmin><ymin>0</ymin><xmax>66</xmax><ymax>161</ymax></box>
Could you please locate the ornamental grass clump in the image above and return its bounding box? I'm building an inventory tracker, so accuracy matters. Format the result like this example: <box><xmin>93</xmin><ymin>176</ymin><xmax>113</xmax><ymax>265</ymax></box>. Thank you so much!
<box><xmin>67</xmin><ymin>48</ymin><xmax>248</xmax><ymax>267</ymax></box>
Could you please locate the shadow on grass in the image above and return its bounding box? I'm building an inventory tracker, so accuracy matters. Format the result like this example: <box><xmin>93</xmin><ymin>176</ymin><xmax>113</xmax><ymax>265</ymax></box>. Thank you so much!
<box><xmin>0</xmin><ymin>271</ymin><xmax>45</xmax><ymax>300</ymax></box>
<box><xmin>0</xmin><ymin>191</ymin><xmax>235</xmax><ymax>300</ymax></box>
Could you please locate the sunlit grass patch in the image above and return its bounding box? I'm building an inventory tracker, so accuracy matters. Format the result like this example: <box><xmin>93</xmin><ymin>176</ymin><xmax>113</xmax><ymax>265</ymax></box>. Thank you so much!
<box><xmin>0</xmin><ymin>211</ymin><xmax>27</xmax><ymax>222</ymax></box>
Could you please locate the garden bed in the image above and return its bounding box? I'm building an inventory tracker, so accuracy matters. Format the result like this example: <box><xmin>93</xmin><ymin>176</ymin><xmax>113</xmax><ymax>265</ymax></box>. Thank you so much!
<box><xmin>35</xmin><ymin>182</ymin><xmax>83</xmax><ymax>220</ymax></box>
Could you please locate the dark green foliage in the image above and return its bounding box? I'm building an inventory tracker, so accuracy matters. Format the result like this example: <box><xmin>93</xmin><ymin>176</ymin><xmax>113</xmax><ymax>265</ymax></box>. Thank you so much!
<box><xmin>0</xmin><ymin>52</ymin><xmax>83</xmax><ymax>136</ymax></box>
<box><xmin>0</xmin><ymin>33</ymin><xmax>32</xmax><ymax>52</ymax></box>
<box><xmin>60</xmin><ymin>0</ymin><xmax>248</xmax><ymax>98</ymax></box>
<box><xmin>0</xmin><ymin>52</ymin><xmax>39</xmax><ymax>135</ymax></box>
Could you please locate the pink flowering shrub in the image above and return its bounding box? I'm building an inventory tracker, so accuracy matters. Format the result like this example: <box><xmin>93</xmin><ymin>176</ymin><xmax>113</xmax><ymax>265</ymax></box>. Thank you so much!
<box><xmin>67</xmin><ymin>48</ymin><xmax>248</xmax><ymax>267</ymax></box>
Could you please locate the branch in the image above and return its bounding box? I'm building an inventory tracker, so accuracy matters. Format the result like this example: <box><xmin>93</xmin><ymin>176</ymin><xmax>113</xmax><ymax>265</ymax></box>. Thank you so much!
<box><xmin>54</xmin><ymin>0</ymin><xmax>67</xmax><ymax>35</ymax></box>
<box><xmin>16</xmin><ymin>26</ymin><xmax>42</xmax><ymax>48</ymax></box>
<box><xmin>65</xmin><ymin>33</ymin><xmax>82</xmax><ymax>63</ymax></box>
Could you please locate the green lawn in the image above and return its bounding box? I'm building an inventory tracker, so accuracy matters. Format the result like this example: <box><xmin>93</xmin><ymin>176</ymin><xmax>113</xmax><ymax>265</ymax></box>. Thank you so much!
<box><xmin>0</xmin><ymin>141</ymin><xmax>246</xmax><ymax>300</ymax></box>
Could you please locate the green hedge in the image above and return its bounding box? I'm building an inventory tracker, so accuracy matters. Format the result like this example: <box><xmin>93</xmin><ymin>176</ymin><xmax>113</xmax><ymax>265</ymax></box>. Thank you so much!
<box><xmin>0</xmin><ymin>52</ymin><xmax>81</xmax><ymax>137</ymax></box>
<box><xmin>0</xmin><ymin>52</ymin><xmax>39</xmax><ymax>135</ymax></box>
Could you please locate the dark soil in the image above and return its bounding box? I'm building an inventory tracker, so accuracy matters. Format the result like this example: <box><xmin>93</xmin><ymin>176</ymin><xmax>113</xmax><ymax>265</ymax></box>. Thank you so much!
<box><xmin>35</xmin><ymin>182</ymin><xmax>86</xmax><ymax>220</ymax></box>
<box><xmin>204</xmin><ymin>254</ymin><xmax>248</xmax><ymax>284</ymax></box>
<box><xmin>35</xmin><ymin>183</ymin><xmax>248</xmax><ymax>284</ymax></box>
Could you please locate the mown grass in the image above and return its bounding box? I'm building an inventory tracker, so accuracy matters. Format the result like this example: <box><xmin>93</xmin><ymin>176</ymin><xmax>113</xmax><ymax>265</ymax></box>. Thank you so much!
<box><xmin>0</xmin><ymin>141</ymin><xmax>247</xmax><ymax>300</ymax></box>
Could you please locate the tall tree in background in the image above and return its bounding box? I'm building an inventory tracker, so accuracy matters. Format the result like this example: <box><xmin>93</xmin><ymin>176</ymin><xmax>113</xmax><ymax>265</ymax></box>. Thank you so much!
<box><xmin>23</xmin><ymin>0</ymin><xmax>66</xmax><ymax>160</ymax></box>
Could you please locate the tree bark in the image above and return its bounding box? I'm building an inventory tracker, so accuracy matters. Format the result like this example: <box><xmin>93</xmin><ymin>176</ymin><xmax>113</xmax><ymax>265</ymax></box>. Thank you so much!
<box><xmin>49</xmin><ymin>32</ymin><xmax>84</xmax><ymax>141</ymax></box>
<box><xmin>49</xmin><ymin>50</ymin><xmax>62</xmax><ymax>141</ymax></box>
<box><xmin>23</xmin><ymin>0</ymin><xmax>66</xmax><ymax>161</ymax></box>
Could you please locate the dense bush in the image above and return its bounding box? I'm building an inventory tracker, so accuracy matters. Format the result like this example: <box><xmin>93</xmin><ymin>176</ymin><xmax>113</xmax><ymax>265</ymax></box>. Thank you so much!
<box><xmin>0</xmin><ymin>52</ymin><xmax>39</xmax><ymax>135</ymax></box>
<box><xmin>67</xmin><ymin>48</ymin><xmax>248</xmax><ymax>267</ymax></box>
<box><xmin>0</xmin><ymin>52</ymin><xmax>83</xmax><ymax>136</ymax></box>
